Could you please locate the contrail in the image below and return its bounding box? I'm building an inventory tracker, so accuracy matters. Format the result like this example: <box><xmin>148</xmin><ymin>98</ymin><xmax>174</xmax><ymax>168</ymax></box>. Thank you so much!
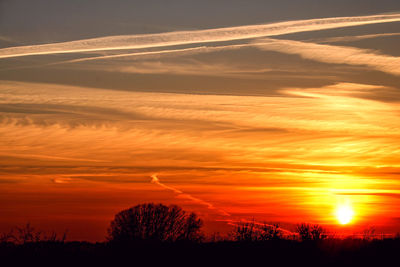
<box><xmin>150</xmin><ymin>175</ymin><xmax>295</xmax><ymax>234</ymax></box>
<box><xmin>1</xmin><ymin>13</ymin><xmax>400</xmax><ymax>59</ymax></box>
<box><xmin>222</xmin><ymin>218</ymin><xmax>297</xmax><ymax>237</ymax></box>
<box><xmin>150</xmin><ymin>174</ymin><xmax>230</xmax><ymax>216</ymax></box>
<box><xmin>62</xmin><ymin>37</ymin><xmax>400</xmax><ymax>77</ymax></box>
<box><xmin>60</xmin><ymin>44</ymin><xmax>247</xmax><ymax>64</ymax></box>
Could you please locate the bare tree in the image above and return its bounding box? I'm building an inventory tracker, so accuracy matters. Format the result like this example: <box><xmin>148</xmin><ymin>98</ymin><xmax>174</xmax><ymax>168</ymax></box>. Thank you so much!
<box><xmin>108</xmin><ymin>203</ymin><xmax>203</xmax><ymax>243</ymax></box>
<box><xmin>310</xmin><ymin>224</ymin><xmax>327</xmax><ymax>240</ymax></box>
<box><xmin>0</xmin><ymin>229</ymin><xmax>15</xmax><ymax>244</ymax></box>
<box><xmin>362</xmin><ymin>226</ymin><xmax>376</xmax><ymax>241</ymax></box>
<box><xmin>16</xmin><ymin>223</ymin><xmax>42</xmax><ymax>244</ymax></box>
<box><xmin>296</xmin><ymin>223</ymin><xmax>327</xmax><ymax>241</ymax></box>
<box><xmin>232</xmin><ymin>221</ymin><xmax>282</xmax><ymax>242</ymax></box>
<box><xmin>232</xmin><ymin>220</ymin><xmax>258</xmax><ymax>242</ymax></box>
<box><xmin>259</xmin><ymin>223</ymin><xmax>282</xmax><ymax>241</ymax></box>
<box><xmin>0</xmin><ymin>223</ymin><xmax>67</xmax><ymax>244</ymax></box>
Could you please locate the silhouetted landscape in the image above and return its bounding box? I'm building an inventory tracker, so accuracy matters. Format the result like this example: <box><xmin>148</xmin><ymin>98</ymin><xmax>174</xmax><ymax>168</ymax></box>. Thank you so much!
<box><xmin>2</xmin><ymin>2</ymin><xmax>400</xmax><ymax>266</ymax></box>
<box><xmin>1</xmin><ymin>203</ymin><xmax>399</xmax><ymax>266</ymax></box>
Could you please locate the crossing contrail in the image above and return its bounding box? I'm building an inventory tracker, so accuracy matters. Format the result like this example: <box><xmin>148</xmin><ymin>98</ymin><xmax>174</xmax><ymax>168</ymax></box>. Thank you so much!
<box><xmin>151</xmin><ymin>174</ymin><xmax>230</xmax><ymax>216</ymax></box>
<box><xmin>0</xmin><ymin>13</ymin><xmax>399</xmax><ymax>59</ymax></box>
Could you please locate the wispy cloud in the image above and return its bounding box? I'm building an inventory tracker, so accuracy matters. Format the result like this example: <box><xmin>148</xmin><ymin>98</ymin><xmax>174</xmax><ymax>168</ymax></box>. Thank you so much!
<box><xmin>314</xmin><ymin>32</ymin><xmax>400</xmax><ymax>43</ymax></box>
<box><xmin>0</xmin><ymin>13</ymin><xmax>399</xmax><ymax>59</ymax></box>
<box><xmin>2</xmin><ymin>80</ymin><xmax>400</xmax><ymax>227</ymax></box>
<box><xmin>253</xmin><ymin>38</ymin><xmax>400</xmax><ymax>76</ymax></box>
<box><xmin>0</xmin><ymin>35</ymin><xmax>17</xmax><ymax>44</ymax></box>
<box><xmin>96</xmin><ymin>60</ymin><xmax>274</xmax><ymax>79</ymax></box>
<box><xmin>52</xmin><ymin>178</ymin><xmax>73</xmax><ymax>184</ymax></box>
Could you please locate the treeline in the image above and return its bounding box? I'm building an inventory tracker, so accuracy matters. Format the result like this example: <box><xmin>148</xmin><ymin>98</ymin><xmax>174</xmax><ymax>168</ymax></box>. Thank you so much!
<box><xmin>1</xmin><ymin>203</ymin><xmax>400</xmax><ymax>267</ymax></box>
<box><xmin>0</xmin><ymin>203</ymin><xmax>386</xmax><ymax>244</ymax></box>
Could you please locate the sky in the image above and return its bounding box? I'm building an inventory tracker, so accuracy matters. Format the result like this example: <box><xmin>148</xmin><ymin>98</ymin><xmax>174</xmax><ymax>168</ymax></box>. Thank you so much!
<box><xmin>1</xmin><ymin>1</ymin><xmax>400</xmax><ymax>241</ymax></box>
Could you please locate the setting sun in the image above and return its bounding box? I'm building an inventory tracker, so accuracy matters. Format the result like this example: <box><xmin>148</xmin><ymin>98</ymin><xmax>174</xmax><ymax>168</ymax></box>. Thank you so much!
<box><xmin>336</xmin><ymin>205</ymin><xmax>354</xmax><ymax>225</ymax></box>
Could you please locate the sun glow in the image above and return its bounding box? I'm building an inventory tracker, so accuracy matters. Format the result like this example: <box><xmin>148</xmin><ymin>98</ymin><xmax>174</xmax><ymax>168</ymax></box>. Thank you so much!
<box><xmin>336</xmin><ymin>205</ymin><xmax>354</xmax><ymax>225</ymax></box>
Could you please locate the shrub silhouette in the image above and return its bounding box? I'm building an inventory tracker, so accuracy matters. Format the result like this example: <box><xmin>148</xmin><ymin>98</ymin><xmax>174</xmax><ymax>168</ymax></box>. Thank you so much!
<box><xmin>296</xmin><ymin>223</ymin><xmax>327</xmax><ymax>241</ymax></box>
<box><xmin>0</xmin><ymin>223</ymin><xmax>67</xmax><ymax>244</ymax></box>
<box><xmin>232</xmin><ymin>220</ymin><xmax>282</xmax><ymax>242</ymax></box>
<box><xmin>260</xmin><ymin>223</ymin><xmax>282</xmax><ymax>241</ymax></box>
<box><xmin>232</xmin><ymin>221</ymin><xmax>258</xmax><ymax>242</ymax></box>
<box><xmin>362</xmin><ymin>226</ymin><xmax>376</xmax><ymax>240</ymax></box>
<box><xmin>108</xmin><ymin>203</ymin><xmax>203</xmax><ymax>243</ymax></box>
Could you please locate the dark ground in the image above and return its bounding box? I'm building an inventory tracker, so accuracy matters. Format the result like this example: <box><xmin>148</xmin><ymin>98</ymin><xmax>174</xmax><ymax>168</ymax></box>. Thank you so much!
<box><xmin>1</xmin><ymin>238</ymin><xmax>399</xmax><ymax>267</ymax></box>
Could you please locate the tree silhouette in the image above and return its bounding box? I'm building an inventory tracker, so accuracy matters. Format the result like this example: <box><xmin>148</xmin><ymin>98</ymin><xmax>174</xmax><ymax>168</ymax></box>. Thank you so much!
<box><xmin>296</xmin><ymin>223</ymin><xmax>327</xmax><ymax>241</ymax></box>
<box><xmin>232</xmin><ymin>220</ymin><xmax>282</xmax><ymax>242</ymax></box>
<box><xmin>260</xmin><ymin>223</ymin><xmax>282</xmax><ymax>241</ymax></box>
<box><xmin>0</xmin><ymin>223</ymin><xmax>67</xmax><ymax>244</ymax></box>
<box><xmin>232</xmin><ymin>220</ymin><xmax>258</xmax><ymax>242</ymax></box>
<box><xmin>108</xmin><ymin>203</ymin><xmax>203</xmax><ymax>243</ymax></box>
<box><xmin>362</xmin><ymin>226</ymin><xmax>376</xmax><ymax>240</ymax></box>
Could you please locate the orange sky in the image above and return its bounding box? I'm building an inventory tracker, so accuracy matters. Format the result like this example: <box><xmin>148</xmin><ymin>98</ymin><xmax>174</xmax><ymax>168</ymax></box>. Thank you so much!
<box><xmin>1</xmin><ymin>80</ymin><xmax>400</xmax><ymax>240</ymax></box>
<box><xmin>1</xmin><ymin>7</ymin><xmax>400</xmax><ymax>241</ymax></box>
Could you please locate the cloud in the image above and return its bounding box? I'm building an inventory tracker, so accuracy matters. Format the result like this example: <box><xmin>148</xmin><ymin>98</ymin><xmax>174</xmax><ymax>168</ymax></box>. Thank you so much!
<box><xmin>0</xmin><ymin>35</ymin><xmax>16</xmax><ymax>43</ymax></box>
<box><xmin>98</xmin><ymin>60</ymin><xmax>273</xmax><ymax>78</ymax></box>
<box><xmin>314</xmin><ymin>32</ymin><xmax>400</xmax><ymax>43</ymax></box>
<box><xmin>0</xmin><ymin>13</ymin><xmax>399</xmax><ymax>59</ymax></box>
<box><xmin>52</xmin><ymin>178</ymin><xmax>73</xmax><ymax>184</ymax></box>
<box><xmin>335</xmin><ymin>192</ymin><xmax>400</xmax><ymax>198</ymax></box>
<box><xmin>253</xmin><ymin>38</ymin><xmax>400</xmax><ymax>76</ymax></box>
<box><xmin>0</xmin><ymin>151</ymin><xmax>109</xmax><ymax>163</ymax></box>
<box><xmin>2</xmin><ymin>80</ymin><xmax>400</xmax><ymax>227</ymax></box>
<box><xmin>151</xmin><ymin>174</ymin><xmax>230</xmax><ymax>216</ymax></box>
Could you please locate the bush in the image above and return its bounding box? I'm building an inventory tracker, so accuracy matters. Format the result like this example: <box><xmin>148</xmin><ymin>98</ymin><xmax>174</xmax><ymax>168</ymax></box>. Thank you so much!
<box><xmin>232</xmin><ymin>220</ymin><xmax>282</xmax><ymax>242</ymax></box>
<box><xmin>0</xmin><ymin>223</ymin><xmax>67</xmax><ymax>244</ymax></box>
<box><xmin>296</xmin><ymin>223</ymin><xmax>327</xmax><ymax>241</ymax></box>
